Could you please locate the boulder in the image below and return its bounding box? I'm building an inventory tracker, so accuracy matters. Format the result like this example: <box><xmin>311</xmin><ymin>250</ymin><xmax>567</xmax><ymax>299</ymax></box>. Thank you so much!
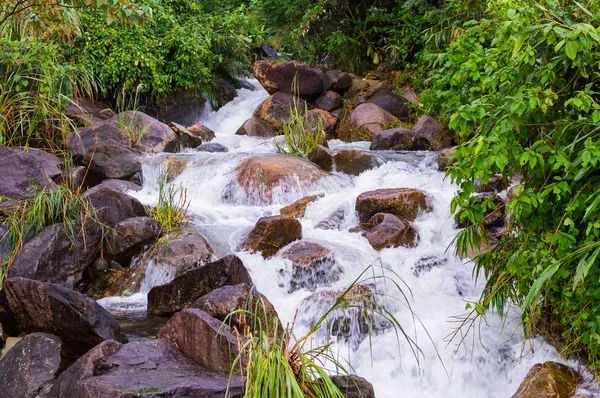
<box><xmin>308</xmin><ymin>144</ymin><xmax>334</xmax><ymax>171</ymax></box>
<box><xmin>235</xmin><ymin>116</ymin><xmax>278</xmax><ymax>137</ymax></box>
<box><xmin>142</xmin><ymin>226</ymin><xmax>215</xmax><ymax>277</ymax></box>
<box><xmin>227</xmin><ymin>155</ymin><xmax>330</xmax><ymax>205</ymax></box>
<box><xmin>192</xmin><ymin>283</ymin><xmax>282</xmax><ymax>336</ymax></box>
<box><xmin>316</xmin><ymin>90</ymin><xmax>343</xmax><ymax>112</ymax></box>
<box><xmin>88</xmin><ymin>178</ymin><xmax>141</xmax><ymax>194</ymax></box>
<box><xmin>253</xmin><ymin>60</ymin><xmax>329</xmax><ymax>99</ymax></box>
<box><xmin>152</xmin><ymin>90</ymin><xmax>207</xmax><ymax>126</ymax></box>
<box><xmin>437</xmin><ymin>147</ymin><xmax>454</xmax><ymax>171</ymax></box>
<box><xmin>316</xmin><ymin>208</ymin><xmax>346</xmax><ymax>230</ymax></box>
<box><xmin>67</xmin><ymin>122</ymin><xmax>140</xmax><ymax>180</ymax></box>
<box><xmin>188</xmin><ymin>123</ymin><xmax>216</xmax><ymax>141</ymax></box>
<box><xmin>281</xmin><ymin>241</ymin><xmax>341</xmax><ymax>292</ymax></box>
<box><xmin>333</xmin><ymin>149</ymin><xmax>380</xmax><ymax>175</ymax></box>
<box><xmin>330</xmin><ymin>375</ymin><xmax>376</xmax><ymax>398</ymax></box>
<box><xmin>66</xmin><ymin>97</ymin><xmax>112</xmax><ymax>125</ymax></box>
<box><xmin>158</xmin><ymin>309</ymin><xmax>242</xmax><ymax>374</ymax></box>
<box><xmin>0</xmin><ymin>333</ymin><xmax>62</xmax><ymax>398</ymax></box>
<box><xmin>280</xmin><ymin>194</ymin><xmax>320</xmax><ymax>218</ymax></box>
<box><xmin>83</xmin><ymin>185</ymin><xmax>147</xmax><ymax>227</ymax></box>
<box><xmin>107</xmin><ymin>111</ymin><xmax>179</xmax><ymax>153</ymax></box>
<box><xmin>172</xmin><ymin>122</ymin><xmax>203</xmax><ymax>148</ymax></box>
<box><xmin>356</xmin><ymin>188</ymin><xmax>433</xmax><ymax>223</ymax></box>
<box><xmin>147</xmin><ymin>255</ymin><xmax>252</xmax><ymax>315</ymax></box>
<box><xmin>370</xmin><ymin>128</ymin><xmax>431</xmax><ymax>151</ymax></box>
<box><xmin>8</xmin><ymin>220</ymin><xmax>103</xmax><ymax>289</ymax></box>
<box><xmin>198</xmin><ymin>143</ymin><xmax>229</xmax><ymax>153</ymax></box>
<box><xmin>347</xmin><ymin>78</ymin><xmax>389</xmax><ymax>107</ymax></box>
<box><xmin>42</xmin><ymin>339</ymin><xmax>243</xmax><ymax>398</ymax></box>
<box><xmin>366</xmin><ymin>90</ymin><xmax>409</xmax><ymax>120</ymax></box>
<box><xmin>413</xmin><ymin>114</ymin><xmax>452</xmax><ymax>150</ymax></box>
<box><xmin>358</xmin><ymin>213</ymin><xmax>419</xmax><ymax>250</ymax></box>
<box><xmin>240</xmin><ymin>215</ymin><xmax>302</xmax><ymax>258</ymax></box>
<box><xmin>0</xmin><ymin>278</ymin><xmax>127</xmax><ymax>360</ymax></box>
<box><xmin>0</xmin><ymin>147</ymin><xmax>61</xmax><ymax>201</ymax></box>
<box><xmin>84</xmin><ymin>264</ymin><xmax>146</xmax><ymax>299</ymax></box>
<box><xmin>163</xmin><ymin>155</ymin><xmax>186</xmax><ymax>182</ymax></box>
<box><xmin>512</xmin><ymin>361</ymin><xmax>582</xmax><ymax>398</ymax></box>
<box><xmin>254</xmin><ymin>92</ymin><xmax>309</xmax><ymax>129</ymax></box>
<box><xmin>213</xmin><ymin>78</ymin><xmax>238</xmax><ymax>108</ymax></box>
<box><xmin>105</xmin><ymin>216</ymin><xmax>161</xmax><ymax>264</ymax></box>
<box><xmin>326</xmin><ymin>70</ymin><xmax>353</xmax><ymax>94</ymax></box>
<box><xmin>474</xmin><ymin>174</ymin><xmax>508</xmax><ymax>193</ymax></box>
<box><xmin>338</xmin><ymin>103</ymin><xmax>398</xmax><ymax>142</ymax></box>
<box><xmin>306</xmin><ymin>108</ymin><xmax>338</xmax><ymax>139</ymax></box>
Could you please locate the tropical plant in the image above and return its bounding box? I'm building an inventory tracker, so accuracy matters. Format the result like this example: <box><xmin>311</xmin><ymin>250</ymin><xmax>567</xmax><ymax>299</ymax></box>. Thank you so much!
<box><xmin>150</xmin><ymin>167</ymin><xmax>188</xmax><ymax>233</ymax></box>
<box><xmin>274</xmin><ymin>105</ymin><xmax>324</xmax><ymax>158</ymax></box>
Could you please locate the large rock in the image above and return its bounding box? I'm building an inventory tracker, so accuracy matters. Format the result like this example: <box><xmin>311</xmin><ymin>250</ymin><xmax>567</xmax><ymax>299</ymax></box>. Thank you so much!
<box><xmin>0</xmin><ymin>333</ymin><xmax>62</xmax><ymax>398</ymax></box>
<box><xmin>8</xmin><ymin>221</ymin><xmax>103</xmax><ymax>289</ymax></box>
<box><xmin>0</xmin><ymin>147</ymin><xmax>61</xmax><ymax>201</ymax></box>
<box><xmin>333</xmin><ymin>149</ymin><xmax>380</xmax><ymax>175</ymax></box>
<box><xmin>192</xmin><ymin>283</ymin><xmax>282</xmax><ymax>336</ymax></box>
<box><xmin>172</xmin><ymin>122</ymin><xmax>203</xmax><ymax>148</ymax></box>
<box><xmin>281</xmin><ymin>241</ymin><xmax>341</xmax><ymax>292</ymax></box>
<box><xmin>158</xmin><ymin>309</ymin><xmax>242</xmax><ymax>374</ymax></box>
<box><xmin>0</xmin><ymin>278</ymin><xmax>128</xmax><ymax>360</ymax></box>
<box><xmin>326</xmin><ymin>70</ymin><xmax>353</xmax><ymax>94</ymax></box>
<box><xmin>366</xmin><ymin>90</ymin><xmax>409</xmax><ymax>120</ymax></box>
<box><xmin>356</xmin><ymin>188</ymin><xmax>433</xmax><ymax>223</ymax></box>
<box><xmin>67</xmin><ymin>122</ymin><xmax>141</xmax><ymax>180</ymax></box>
<box><xmin>148</xmin><ymin>255</ymin><xmax>252</xmax><ymax>315</ymax></box>
<box><xmin>107</xmin><ymin>111</ymin><xmax>179</xmax><ymax>153</ymax></box>
<box><xmin>280</xmin><ymin>194</ymin><xmax>320</xmax><ymax>218</ymax></box>
<box><xmin>316</xmin><ymin>90</ymin><xmax>343</xmax><ymax>112</ymax></box>
<box><xmin>66</xmin><ymin>97</ymin><xmax>112</xmax><ymax>125</ymax></box>
<box><xmin>198</xmin><ymin>142</ymin><xmax>228</xmax><ymax>153</ymax></box>
<box><xmin>83</xmin><ymin>185</ymin><xmax>147</xmax><ymax>227</ymax></box>
<box><xmin>330</xmin><ymin>375</ymin><xmax>376</xmax><ymax>398</ymax></box>
<box><xmin>142</xmin><ymin>226</ymin><xmax>215</xmax><ymax>277</ymax></box>
<box><xmin>42</xmin><ymin>339</ymin><xmax>243</xmax><ymax>398</ymax></box>
<box><xmin>235</xmin><ymin>116</ymin><xmax>278</xmax><ymax>137</ymax></box>
<box><xmin>253</xmin><ymin>60</ymin><xmax>329</xmax><ymax>99</ymax></box>
<box><xmin>188</xmin><ymin>123</ymin><xmax>216</xmax><ymax>141</ymax></box>
<box><xmin>240</xmin><ymin>215</ymin><xmax>302</xmax><ymax>258</ymax></box>
<box><xmin>308</xmin><ymin>144</ymin><xmax>334</xmax><ymax>172</ymax></box>
<box><xmin>306</xmin><ymin>108</ymin><xmax>338</xmax><ymax>139</ymax></box>
<box><xmin>227</xmin><ymin>155</ymin><xmax>330</xmax><ymax>205</ymax></box>
<box><xmin>213</xmin><ymin>78</ymin><xmax>238</xmax><ymax>108</ymax></box>
<box><xmin>370</xmin><ymin>127</ymin><xmax>431</xmax><ymax>151</ymax></box>
<box><xmin>512</xmin><ymin>361</ymin><xmax>582</xmax><ymax>398</ymax></box>
<box><xmin>152</xmin><ymin>90</ymin><xmax>207</xmax><ymax>126</ymax></box>
<box><xmin>88</xmin><ymin>178</ymin><xmax>141</xmax><ymax>194</ymax></box>
<box><xmin>413</xmin><ymin>114</ymin><xmax>453</xmax><ymax>150</ymax></box>
<box><xmin>347</xmin><ymin>78</ymin><xmax>389</xmax><ymax>107</ymax></box>
<box><xmin>254</xmin><ymin>92</ymin><xmax>309</xmax><ymax>129</ymax></box>
<box><xmin>338</xmin><ymin>103</ymin><xmax>398</xmax><ymax>142</ymax></box>
<box><xmin>105</xmin><ymin>216</ymin><xmax>161</xmax><ymax>264</ymax></box>
<box><xmin>358</xmin><ymin>213</ymin><xmax>419</xmax><ymax>250</ymax></box>
<box><xmin>84</xmin><ymin>264</ymin><xmax>146</xmax><ymax>299</ymax></box>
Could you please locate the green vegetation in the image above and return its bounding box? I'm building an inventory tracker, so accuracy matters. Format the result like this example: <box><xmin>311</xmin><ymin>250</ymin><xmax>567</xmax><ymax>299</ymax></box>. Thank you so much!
<box><xmin>274</xmin><ymin>105</ymin><xmax>325</xmax><ymax>158</ymax></box>
<box><xmin>150</xmin><ymin>168</ymin><xmax>188</xmax><ymax>233</ymax></box>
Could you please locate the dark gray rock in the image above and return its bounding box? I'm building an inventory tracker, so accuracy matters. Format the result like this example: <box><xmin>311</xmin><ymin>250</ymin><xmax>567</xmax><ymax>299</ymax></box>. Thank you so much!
<box><xmin>198</xmin><ymin>142</ymin><xmax>229</xmax><ymax>153</ymax></box>
<box><xmin>413</xmin><ymin>114</ymin><xmax>453</xmax><ymax>150</ymax></box>
<box><xmin>316</xmin><ymin>90</ymin><xmax>343</xmax><ymax>112</ymax></box>
<box><xmin>213</xmin><ymin>78</ymin><xmax>238</xmax><ymax>108</ymax></box>
<box><xmin>0</xmin><ymin>147</ymin><xmax>61</xmax><ymax>201</ymax></box>
<box><xmin>173</xmin><ymin>122</ymin><xmax>203</xmax><ymax>148</ymax></box>
<box><xmin>0</xmin><ymin>332</ymin><xmax>62</xmax><ymax>398</ymax></box>
<box><xmin>83</xmin><ymin>185</ymin><xmax>147</xmax><ymax>227</ymax></box>
<box><xmin>333</xmin><ymin>150</ymin><xmax>380</xmax><ymax>175</ymax></box>
<box><xmin>152</xmin><ymin>90</ymin><xmax>207</xmax><ymax>126</ymax></box>
<box><xmin>281</xmin><ymin>241</ymin><xmax>341</xmax><ymax>292</ymax></box>
<box><xmin>370</xmin><ymin>128</ymin><xmax>431</xmax><ymax>151</ymax></box>
<box><xmin>366</xmin><ymin>90</ymin><xmax>409</xmax><ymax>120</ymax></box>
<box><xmin>105</xmin><ymin>217</ymin><xmax>161</xmax><ymax>265</ymax></box>
<box><xmin>89</xmin><ymin>178</ymin><xmax>142</xmax><ymax>194</ymax></box>
<box><xmin>308</xmin><ymin>144</ymin><xmax>334</xmax><ymax>172</ymax></box>
<box><xmin>107</xmin><ymin>111</ymin><xmax>179</xmax><ymax>153</ymax></box>
<box><xmin>338</xmin><ymin>103</ymin><xmax>397</xmax><ymax>142</ymax></box>
<box><xmin>66</xmin><ymin>97</ymin><xmax>112</xmax><ymax>125</ymax></box>
<box><xmin>326</xmin><ymin>70</ymin><xmax>353</xmax><ymax>93</ymax></box>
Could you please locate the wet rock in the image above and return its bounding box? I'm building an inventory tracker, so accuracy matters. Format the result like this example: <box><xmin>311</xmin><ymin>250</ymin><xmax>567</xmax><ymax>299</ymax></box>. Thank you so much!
<box><xmin>143</xmin><ymin>226</ymin><xmax>215</xmax><ymax>276</ymax></box>
<box><xmin>67</xmin><ymin>122</ymin><xmax>141</xmax><ymax>180</ymax></box>
<box><xmin>366</xmin><ymin>90</ymin><xmax>409</xmax><ymax>120</ymax></box>
<box><xmin>370</xmin><ymin>127</ymin><xmax>431</xmax><ymax>151</ymax></box>
<box><xmin>192</xmin><ymin>283</ymin><xmax>282</xmax><ymax>336</ymax></box>
<box><xmin>347</xmin><ymin>78</ymin><xmax>389</xmax><ymax>107</ymax></box>
<box><xmin>316</xmin><ymin>208</ymin><xmax>346</xmax><ymax>230</ymax></box>
<box><xmin>152</xmin><ymin>90</ymin><xmax>207</xmax><ymax>126</ymax></box>
<box><xmin>306</xmin><ymin>108</ymin><xmax>338</xmax><ymax>139</ymax></box>
<box><xmin>172</xmin><ymin>122</ymin><xmax>203</xmax><ymax>148</ymax></box>
<box><xmin>213</xmin><ymin>78</ymin><xmax>238</xmax><ymax>108</ymax></box>
<box><xmin>107</xmin><ymin>111</ymin><xmax>179</xmax><ymax>153</ymax></box>
<box><xmin>437</xmin><ymin>147</ymin><xmax>454</xmax><ymax>171</ymax></box>
<box><xmin>66</xmin><ymin>97</ymin><xmax>112</xmax><ymax>125</ymax></box>
<box><xmin>0</xmin><ymin>147</ymin><xmax>61</xmax><ymax>201</ymax></box>
<box><xmin>105</xmin><ymin>216</ymin><xmax>161</xmax><ymax>264</ymax></box>
<box><xmin>359</xmin><ymin>213</ymin><xmax>419</xmax><ymax>250</ymax></box>
<box><xmin>89</xmin><ymin>178</ymin><xmax>141</xmax><ymax>194</ymax></box>
<box><xmin>84</xmin><ymin>264</ymin><xmax>146</xmax><ymax>299</ymax></box>
<box><xmin>254</xmin><ymin>60</ymin><xmax>329</xmax><ymax>99</ymax></box>
<box><xmin>83</xmin><ymin>185</ymin><xmax>147</xmax><ymax>227</ymax></box>
<box><xmin>42</xmin><ymin>339</ymin><xmax>243</xmax><ymax>398</ymax></box>
<box><xmin>0</xmin><ymin>323</ymin><xmax>4</xmax><ymax>350</ymax></box>
<box><xmin>163</xmin><ymin>155</ymin><xmax>186</xmax><ymax>182</ymax></box>
<box><xmin>333</xmin><ymin>149</ymin><xmax>380</xmax><ymax>175</ymax></box>
<box><xmin>356</xmin><ymin>188</ymin><xmax>433</xmax><ymax>223</ymax></box>
<box><xmin>512</xmin><ymin>361</ymin><xmax>582</xmax><ymax>398</ymax></box>
<box><xmin>413</xmin><ymin>114</ymin><xmax>452</xmax><ymax>150</ymax></box>
<box><xmin>148</xmin><ymin>255</ymin><xmax>252</xmax><ymax>315</ymax></box>
<box><xmin>326</xmin><ymin>70</ymin><xmax>353</xmax><ymax>94</ymax></box>
<box><xmin>8</xmin><ymin>220</ymin><xmax>102</xmax><ymax>289</ymax></box>
<box><xmin>0</xmin><ymin>333</ymin><xmax>62</xmax><ymax>398</ymax></box>
<box><xmin>254</xmin><ymin>92</ymin><xmax>309</xmax><ymax>129</ymax></box>
<box><xmin>474</xmin><ymin>174</ymin><xmax>508</xmax><ymax>193</ymax></box>
<box><xmin>188</xmin><ymin>123</ymin><xmax>216</xmax><ymax>141</ymax></box>
<box><xmin>330</xmin><ymin>375</ymin><xmax>376</xmax><ymax>398</ymax></box>
<box><xmin>236</xmin><ymin>116</ymin><xmax>278</xmax><ymax>137</ymax></box>
<box><xmin>0</xmin><ymin>278</ymin><xmax>128</xmax><ymax>361</ymax></box>
<box><xmin>229</xmin><ymin>155</ymin><xmax>329</xmax><ymax>205</ymax></box>
<box><xmin>280</xmin><ymin>195</ymin><xmax>320</xmax><ymax>218</ymax></box>
<box><xmin>281</xmin><ymin>241</ymin><xmax>341</xmax><ymax>292</ymax></box>
<box><xmin>198</xmin><ymin>142</ymin><xmax>229</xmax><ymax>153</ymax></box>
<box><xmin>240</xmin><ymin>215</ymin><xmax>302</xmax><ymax>258</ymax></box>
<box><xmin>412</xmin><ymin>256</ymin><xmax>448</xmax><ymax>277</ymax></box>
<box><xmin>308</xmin><ymin>144</ymin><xmax>334</xmax><ymax>172</ymax></box>
<box><xmin>316</xmin><ymin>90</ymin><xmax>343</xmax><ymax>112</ymax></box>
<box><xmin>338</xmin><ymin>103</ymin><xmax>398</xmax><ymax>142</ymax></box>
<box><xmin>158</xmin><ymin>308</ymin><xmax>242</xmax><ymax>374</ymax></box>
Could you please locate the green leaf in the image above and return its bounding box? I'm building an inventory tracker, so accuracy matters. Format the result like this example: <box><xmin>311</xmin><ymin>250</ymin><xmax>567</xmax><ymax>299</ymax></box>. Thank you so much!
<box><xmin>565</xmin><ymin>40</ymin><xmax>578</xmax><ymax>60</ymax></box>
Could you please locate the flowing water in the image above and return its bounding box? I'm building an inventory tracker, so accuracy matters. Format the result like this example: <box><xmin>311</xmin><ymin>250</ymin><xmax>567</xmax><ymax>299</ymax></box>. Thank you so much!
<box><xmin>99</xmin><ymin>79</ymin><xmax>598</xmax><ymax>397</ymax></box>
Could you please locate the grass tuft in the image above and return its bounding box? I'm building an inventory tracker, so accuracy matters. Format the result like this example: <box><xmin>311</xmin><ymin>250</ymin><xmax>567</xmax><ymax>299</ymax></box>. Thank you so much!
<box><xmin>150</xmin><ymin>167</ymin><xmax>188</xmax><ymax>233</ymax></box>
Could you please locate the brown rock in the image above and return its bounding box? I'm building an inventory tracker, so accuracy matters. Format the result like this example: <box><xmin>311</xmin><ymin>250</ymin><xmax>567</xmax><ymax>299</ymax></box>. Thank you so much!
<box><xmin>359</xmin><ymin>213</ymin><xmax>419</xmax><ymax>250</ymax></box>
<box><xmin>105</xmin><ymin>216</ymin><xmax>161</xmax><ymax>264</ymax></box>
<box><xmin>254</xmin><ymin>92</ymin><xmax>309</xmax><ymax>129</ymax></box>
<box><xmin>188</xmin><ymin>123</ymin><xmax>216</xmax><ymax>141</ymax></box>
<box><xmin>370</xmin><ymin>127</ymin><xmax>431</xmax><ymax>151</ymax></box>
<box><xmin>306</xmin><ymin>108</ymin><xmax>338</xmax><ymax>139</ymax></box>
<box><xmin>413</xmin><ymin>114</ymin><xmax>453</xmax><ymax>150</ymax></box>
<box><xmin>512</xmin><ymin>361</ymin><xmax>582</xmax><ymax>398</ymax></box>
<box><xmin>253</xmin><ymin>60</ymin><xmax>329</xmax><ymax>99</ymax></box>
<box><xmin>316</xmin><ymin>90</ymin><xmax>343</xmax><ymax>112</ymax></box>
<box><xmin>84</xmin><ymin>265</ymin><xmax>146</xmax><ymax>299</ymax></box>
<box><xmin>280</xmin><ymin>195</ymin><xmax>320</xmax><ymax>218</ymax></box>
<box><xmin>106</xmin><ymin>111</ymin><xmax>179</xmax><ymax>153</ymax></box>
<box><xmin>366</xmin><ymin>90</ymin><xmax>409</xmax><ymax>120</ymax></box>
<box><xmin>0</xmin><ymin>147</ymin><xmax>61</xmax><ymax>201</ymax></box>
<box><xmin>83</xmin><ymin>185</ymin><xmax>147</xmax><ymax>227</ymax></box>
<box><xmin>308</xmin><ymin>144</ymin><xmax>334</xmax><ymax>172</ymax></box>
<box><xmin>330</xmin><ymin>375</ymin><xmax>376</xmax><ymax>398</ymax></box>
<box><xmin>240</xmin><ymin>215</ymin><xmax>302</xmax><ymax>258</ymax></box>
<box><xmin>326</xmin><ymin>70</ymin><xmax>353</xmax><ymax>94</ymax></box>
<box><xmin>235</xmin><ymin>117</ymin><xmax>278</xmax><ymax>137</ymax></box>
<box><xmin>333</xmin><ymin>150</ymin><xmax>380</xmax><ymax>175</ymax></box>
<box><xmin>281</xmin><ymin>241</ymin><xmax>341</xmax><ymax>292</ymax></box>
<box><xmin>163</xmin><ymin>155</ymin><xmax>186</xmax><ymax>183</ymax></box>
<box><xmin>172</xmin><ymin>122</ymin><xmax>202</xmax><ymax>148</ymax></box>
<box><xmin>338</xmin><ymin>103</ymin><xmax>398</xmax><ymax>142</ymax></box>
<box><xmin>147</xmin><ymin>255</ymin><xmax>252</xmax><ymax>315</ymax></box>
<box><xmin>66</xmin><ymin>97</ymin><xmax>112</xmax><ymax>125</ymax></box>
<box><xmin>356</xmin><ymin>188</ymin><xmax>433</xmax><ymax>223</ymax></box>
<box><xmin>347</xmin><ymin>78</ymin><xmax>389</xmax><ymax>107</ymax></box>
